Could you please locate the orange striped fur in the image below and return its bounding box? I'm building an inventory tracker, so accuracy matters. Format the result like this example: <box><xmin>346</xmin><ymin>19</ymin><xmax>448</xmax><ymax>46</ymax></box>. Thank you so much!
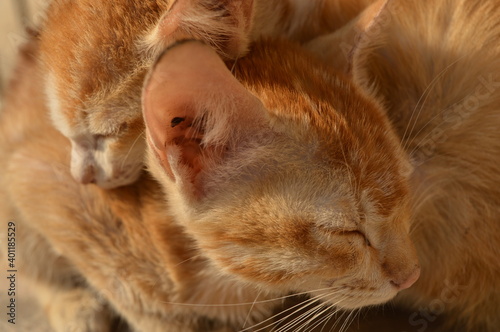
<box><xmin>1</xmin><ymin>0</ymin><xmax>498</xmax><ymax>331</ymax></box>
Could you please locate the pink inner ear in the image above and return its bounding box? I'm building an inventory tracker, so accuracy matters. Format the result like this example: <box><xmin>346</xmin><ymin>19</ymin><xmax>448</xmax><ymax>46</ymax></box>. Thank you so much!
<box><xmin>142</xmin><ymin>40</ymin><xmax>264</xmax><ymax>188</ymax></box>
<box><xmin>143</xmin><ymin>41</ymin><xmax>216</xmax><ymax>180</ymax></box>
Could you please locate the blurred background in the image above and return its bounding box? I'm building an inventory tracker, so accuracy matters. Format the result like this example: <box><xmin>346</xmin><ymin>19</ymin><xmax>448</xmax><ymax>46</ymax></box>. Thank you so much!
<box><xmin>0</xmin><ymin>0</ymin><xmax>46</xmax><ymax>105</ymax></box>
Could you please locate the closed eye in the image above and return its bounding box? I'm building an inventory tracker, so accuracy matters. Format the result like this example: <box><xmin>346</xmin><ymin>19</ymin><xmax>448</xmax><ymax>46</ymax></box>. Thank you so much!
<box><xmin>317</xmin><ymin>226</ymin><xmax>371</xmax><ymax>246</ymax></box>
<box><xmin>93</xmin><ymin>122</ymin><xmax>129</xmax><ymax>138</ymax></box>
<box><xmin>317</xmin><ymin>225</ymin><xmax>360</xmax><ymax>235</ymax></box>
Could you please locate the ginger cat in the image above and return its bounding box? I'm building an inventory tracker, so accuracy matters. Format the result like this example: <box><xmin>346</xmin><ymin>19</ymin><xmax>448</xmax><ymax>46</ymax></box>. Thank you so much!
<box><xmin>1</xmin><ymin>2</ymin><xmax>421</xmax><ymax>332</ymax></box>
<box><xmin>308</xmin><ymin>0</ymin><xmax>500</xmax><ymax>330</ymax></box>
<box><xmin>39</xmin><ymin>0</ymin><xmax>374</xmax><ymax>189</ymax></box>
<box><xmin>2</xmin><ymin>0</ymin><xmax>498</xmax><ymax>331</ymax></box>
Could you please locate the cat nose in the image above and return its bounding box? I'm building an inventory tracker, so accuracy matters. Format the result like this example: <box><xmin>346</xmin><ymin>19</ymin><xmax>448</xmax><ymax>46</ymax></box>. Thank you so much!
<box><xmin>390</xmin><ymin>265</ymin><xmax>420</xmax><ymax>290</ymax></box>
<box><xmin>80</xmin><ymin>165</ymin><xmax>96</xmax><ymax>184</ymax></box>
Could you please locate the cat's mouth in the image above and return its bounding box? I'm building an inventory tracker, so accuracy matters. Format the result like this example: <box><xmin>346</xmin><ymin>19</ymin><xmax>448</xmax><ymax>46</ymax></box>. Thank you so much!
<box><xmin>309</xmin><ymin>284</ymin><xmax>397</xmax><ymax>310</ymax></box>
<box><xmin>70</xmin><ymin>150</ymin><xmax>144</xmax><ymax>189</ymax></box>
<box><xmin>315</xmin><ymin>268</ymin><xmax>420</xmax><ymax>309</ymax></box>
<box><xmin>95</xmin><ymin>165</ymin><xmax>144</xmax><ymax>189</ymax></box>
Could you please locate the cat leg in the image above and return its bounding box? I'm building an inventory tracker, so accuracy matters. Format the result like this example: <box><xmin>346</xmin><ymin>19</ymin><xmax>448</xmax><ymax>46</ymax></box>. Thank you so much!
<box><xmin>35</xmin><ymin>284</ymin><xmax>114</xmax><ymax>332</ymax></box>
<box><xmin>6</xmin><ymin>219</ymin><xmax>116</xmax><ymax>332</ymax></box>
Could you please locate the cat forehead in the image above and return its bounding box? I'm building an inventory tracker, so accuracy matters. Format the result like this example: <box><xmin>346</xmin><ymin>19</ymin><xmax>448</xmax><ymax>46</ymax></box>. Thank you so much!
<box><xmin>210</xmin><ymin>187</ymin><xmax>361</xmax><ymax>229</ymax></box>
<box><xmin>232</xmin><ymin>40</ymin><xmax>411</xmax><ymax>194</ymax></box>
<box><xmin>215</xmin><ymin>163</ymin><xmax>357</xmax><ymax>213</ymax></box>
<box><xmin>272</xmin><ymin>191</ymin><xmax>361</xmax><ymax>228</ymax></box>
<box><xmin>233</xmin><ymin>40</ymin><xmax>367</xmax><ymax>137</ymax></box>
<box><xmin>225</xmin><ymin>168</ymin><xmax>408</xmax><ymax>233</ymax></box>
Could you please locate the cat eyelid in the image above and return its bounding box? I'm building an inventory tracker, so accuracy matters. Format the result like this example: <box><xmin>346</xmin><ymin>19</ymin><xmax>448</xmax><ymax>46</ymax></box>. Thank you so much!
<box><xmin>93</xmin><ymin>122</ymin><xmax>129</xmax><ymax>138</ymax></box>
<box><xmin>317</xmin><ymin>225</ymin><xmax>361</xmax><ymax>235</ymax></box>
<box><xmin>319</xmin><ymin>230</ymin><xmax>372</xmax><ymax>247</ymax></box>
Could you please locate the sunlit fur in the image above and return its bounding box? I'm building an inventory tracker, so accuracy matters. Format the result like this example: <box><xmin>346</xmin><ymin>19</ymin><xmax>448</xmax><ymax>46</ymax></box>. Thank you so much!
<box><xmin>1</xmin><ymin>40</ymin><xmax>278</xmax><ymax>332</ymax></box>
<box><xmin>38</xmin><ymin>0</ymin><xmax>374</xmax><ymax>189</ymax></box>
<box><xmin>2</xmin><ymin>0</ymin><xmax>498</xmax><ymax>332</ymax></box>
<box><xmin>309</xmin><ymin>0</ymin><xmax>500</xmax><ymax>330</ymax></box>
<box><xmin>1</xmin><ymin>30</ymin><xmax>419</xmax><ymax>332</ymax></box>
<box><xmin>143</xmin><ymin>37</ymin><xmax>420</xmax><ymax>311</ymax></box>
<box><xmin>354</xmin><ymin>1</ymin><xmax>500</xmax><ymax>330</ymax></box>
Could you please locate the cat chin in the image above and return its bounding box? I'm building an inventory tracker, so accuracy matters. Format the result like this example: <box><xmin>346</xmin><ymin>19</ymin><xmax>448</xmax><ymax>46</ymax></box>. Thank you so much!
<box><xmin>93</xmin><ymin>162</ymin><xmax>144</xmax><ymax>189</ymax></box>
<box><xmin>93</xmin><ymin>170</ymin><xmax>143</xmax><ymax>189</ymax></box>
<box><xmin>69</xmin><ymin>143</ymin><xmax>144</xmax><ymax>188</ymax></box>
<box><xmin>318</xmin><ymin>289</ymin><xmax>396</xmax><ymax>310</ymax></box>
<box><xmin>70</xmin><ymin>157</ymin><xmax>143</xmax><ymax>189</ymax></box>
<box><xmin>297</xmin><ymin>276</ymin><xmax>400</xmax><ymax>310</ymax></box>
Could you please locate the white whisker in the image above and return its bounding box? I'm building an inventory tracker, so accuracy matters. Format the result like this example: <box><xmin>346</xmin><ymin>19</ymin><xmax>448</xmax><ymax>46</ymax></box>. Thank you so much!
<box><xmin>329</xmin><ymin>310</ymin><xmax>349</xmax><ymax>332</ymax></box>
<box><xmin>243</xmin><ymin>295</ymin><xmax>325</xmax><ymax>332</ymax></box>
<box><xmin>338</xmin><ymin>308</ymin><xmax>357</xmax><ymax>332</ymax></box>
<box><xmin>405</xmin><ymin>95</ymin><xmax>468</xmax><ymax>158</ymax></box>
<box><xmin>306</xmin><ymin>304</ymin><xmax>347</xmax><ymax>332</ymax></box>
<box><xmin>273</xmin><ymin>303</ymin><xmax>324</xmax><ymax>332</ymax></box>
<box><xmin>401</xmin><ymin>54</ymin><xmax>468</xmax><ymax>151</ymax></box>
<box><xmin>173</xmin><ymin>254</ymin><xmax>202</xmax><ymax>268</ymax></box>
<box><xmin>272</xmin><ymin>293</ymin><xmax>346</xmax><ymax>332</ymax></box>
<box><xmin>241</xmin><ymin>290</ymin><xmax>263</xmax><ymax>329</ymax></box>
<box><xmin>300</xmin><ymin>304</ymin><xmax>337</xmax><ymax>332</ymax></box>
<box><xmin>160</xmin><ymin>286</ymin><xmax>340</xmax><ymax>309</ymax></box>
<box><xmin>120</xmin><ymin>130</ymin><xmax>145</xmax><ymax>168</ymax></box>
<box><xmin>231</xmin><ymin>57</ymin><xmax>239</xmax><ymax>74</ymax></box>
<box><xmin>318</xmin><ymin>309</ymin><xmax>340</xmax><ymax>332</ymax></box>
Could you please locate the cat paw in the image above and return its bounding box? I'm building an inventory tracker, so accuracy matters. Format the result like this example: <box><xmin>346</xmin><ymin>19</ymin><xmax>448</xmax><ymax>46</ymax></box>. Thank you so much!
<box><xmin>45</xmin><ymin>288</ymin><xmax>114</xmax><ymax>332</ymax></box>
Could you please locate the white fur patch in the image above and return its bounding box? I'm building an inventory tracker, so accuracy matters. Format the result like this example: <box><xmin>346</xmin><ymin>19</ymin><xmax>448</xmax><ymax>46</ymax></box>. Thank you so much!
<box><xmin>45</xmin><ymin>73</ymin><xmax>72</xmax><ymax>137</ymax></box>
<box><xmin>69</xmin><ymin>136</ymin><xmax>142</xmax><ymax>188</ymax></box>
<box><xmin>70</xmin><ymin>137</ymin><xmax>97</xmax><ymax>184</ymax></box>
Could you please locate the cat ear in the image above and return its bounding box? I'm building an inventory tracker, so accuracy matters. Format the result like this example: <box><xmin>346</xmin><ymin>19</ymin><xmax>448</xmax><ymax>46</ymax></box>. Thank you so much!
<box><xmin>306</xmin><ymin>0</ymin><xmax>391</xmax><ymax>89</ymax></box>
<box><xmin>142</xmin><ymin>40</ymin><xmax>267</xmax><ymax>198</ymax></box>
<box><xmin>144</xmin><ymin>0</ymin><xmax>255</xmax><ymax>59</ymax></box>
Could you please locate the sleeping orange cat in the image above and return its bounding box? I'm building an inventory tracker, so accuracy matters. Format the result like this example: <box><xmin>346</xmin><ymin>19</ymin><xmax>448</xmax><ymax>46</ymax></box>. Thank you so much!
<box><xmin>0</xmin><ymin>0</ymin><xmax>498</xmax><ymax>332</ymax></box>
<box><xmin>2</xmin><ymin>1</ymin><xmax>420</xmax><ymax>331</ymax></box>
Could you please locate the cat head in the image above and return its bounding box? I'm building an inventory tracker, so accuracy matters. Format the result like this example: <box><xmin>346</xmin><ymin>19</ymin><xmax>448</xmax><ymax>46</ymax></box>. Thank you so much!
<box><xmin>39</xmin><ymin>0</ymin><xmax>255</xmax><ymax>189</ymax></box>
<box><xmin>44</xmin><ymin>81</ymin><xmax>147</xmax><ymax>189</ymax></box>
<box><xmin>142</xmin><ymin>34</ymin><xmax>419</xmax><ymax>309</ymax></box>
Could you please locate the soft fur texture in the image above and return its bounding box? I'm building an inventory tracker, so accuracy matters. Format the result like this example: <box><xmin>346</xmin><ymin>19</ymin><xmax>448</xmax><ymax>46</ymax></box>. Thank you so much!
<box><xmin>1</xmin><ymin>35</ymin><xmax>419</xmax><ymax>332</ymax></box>
<box><xmin>1</xmin><ymin>4</ymin><xmax>421</xmax><ymax>332</ymax></box>
<box><xmin>0</xmin><ymin>0</ymin><xmax>498</xmax><ymax>332</ymax></box>
<box><xmin>309</xmin><ymin>0</ymin><xmax>500</xmax><ymax>330</ymax></box>
<box><xmin>368</xmin><ymin>1</ymin><xmax>500</xmax><ymax>331</ymax></box>
<box><xmin>39</xmin><ymin>0</ymin><xmax>374</xmax><ymax>189</ymax></box>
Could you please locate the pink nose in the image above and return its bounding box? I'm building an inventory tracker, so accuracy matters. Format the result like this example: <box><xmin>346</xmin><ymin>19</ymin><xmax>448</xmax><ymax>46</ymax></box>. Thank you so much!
<box><xmin>391</xmin><ymin>266</ymin><xmax>421</xmax><ymax>290</ymax></box>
